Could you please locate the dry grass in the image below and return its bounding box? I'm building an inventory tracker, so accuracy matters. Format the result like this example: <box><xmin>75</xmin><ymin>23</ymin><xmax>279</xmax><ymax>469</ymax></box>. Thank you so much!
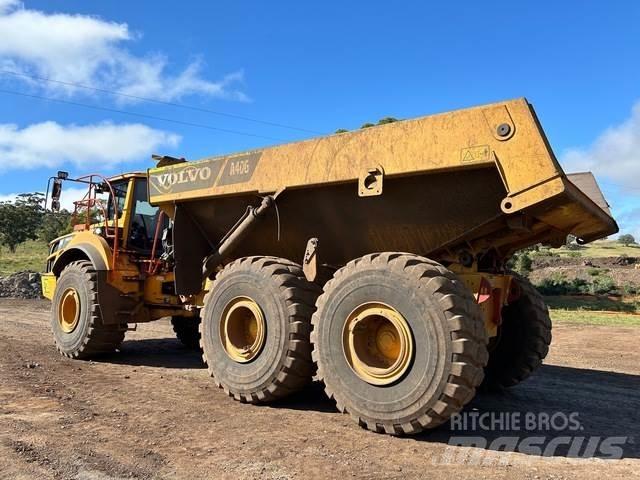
<box><xmin>552</xmin><ymin>239</ymin><xmax>640</xmax><ymax>258</ymax></box>
<box><xmin>0</xmin><ymin>240</ymin><xmax>49</xmax><ymax>276</ymax></box>
<box><xmin>546</xmin><ymin>294</ymin><xmax>640</xmax><ymax>326</ymax></box>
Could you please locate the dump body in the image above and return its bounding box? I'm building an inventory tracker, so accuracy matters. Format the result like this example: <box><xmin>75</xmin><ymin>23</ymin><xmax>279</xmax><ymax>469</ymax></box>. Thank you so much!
<box><xmin>148</xmin><ymin>98</ymin><xmax>617</xmax><ymax>288</ymax></box>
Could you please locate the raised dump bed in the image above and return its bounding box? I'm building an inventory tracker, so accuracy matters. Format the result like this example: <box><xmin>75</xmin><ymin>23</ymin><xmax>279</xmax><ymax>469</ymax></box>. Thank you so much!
<box><xmin>44</xmin><ymin>98</ymin><xmax>617</xmax><ymax>436</ymax></box>
<box><xmin>148</xmin><ymin>98</ymin><xmax>616</xmax><ymax>293</ymax></box>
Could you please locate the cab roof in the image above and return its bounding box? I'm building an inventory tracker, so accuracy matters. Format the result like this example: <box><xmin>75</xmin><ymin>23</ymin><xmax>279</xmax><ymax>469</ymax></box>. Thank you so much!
<box><xmin>107</xmin><ymin>172</ymin><xmax>146</xmax><ymax>182</ymax></box>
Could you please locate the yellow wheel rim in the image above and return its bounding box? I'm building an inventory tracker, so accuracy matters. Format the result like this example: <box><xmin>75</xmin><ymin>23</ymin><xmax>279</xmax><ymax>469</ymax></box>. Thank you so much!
<box><xmin>220</xmin><ymin>296</ymin><xmax>266</xmax><ymax>363</ymax></box>
<box><xmin>58</xmin><ymin>287</ymin><xmax>80</xmax><ymax>333</ymax></box>
<box><xmin>342</xmin><ymin>302</ymin><xmax>414</xmax><ymax>386</ymax></box>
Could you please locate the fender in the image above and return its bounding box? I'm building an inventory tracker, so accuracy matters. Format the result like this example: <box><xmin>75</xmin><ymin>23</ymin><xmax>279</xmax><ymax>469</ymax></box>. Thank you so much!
<box><xmin>50</xmin><ymin>233</ymin><xmax>139</xmax><ymax>325</ymax></box>
<box><xmin>52</xmin><ymin>231</ymin><xmax>113</xmax><ymax>275</ymax></box>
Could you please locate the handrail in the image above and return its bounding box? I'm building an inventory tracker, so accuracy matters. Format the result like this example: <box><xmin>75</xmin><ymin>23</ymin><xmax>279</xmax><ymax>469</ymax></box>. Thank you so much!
<box><xmin>147</xmin><ymin>210</ymin><xmax>166</xmax><ymax>275</ymax></box>
<box><xmin>72</xmin><ymin>174</ymin><xmax>121</xmax><ymax>270</ymax></box>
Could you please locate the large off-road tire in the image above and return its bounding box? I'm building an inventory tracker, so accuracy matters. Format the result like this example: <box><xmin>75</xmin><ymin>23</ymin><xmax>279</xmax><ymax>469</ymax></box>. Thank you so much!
<box><xmin>51</xmin><ymin>261</ymin><xmax>125</xmax><ymax>358</ymax></box>
<box><xmin>171</xmin><ymin>316</ymin><xmax>201</xmax><ymax>350</ymax></box>
<box><xmin>311</xmin><ymin>253</ymin><xmax>488</xmax><ymax>435</ymax></box>
<box><xmin>484</xmin><ymin>274</ymin><xmax>552</xmax><ymax>388</ymax></box>
<box><xmin>200</xmin><ymin>256</ymin><xmax>321</xmax><ymax>403</ymax></box>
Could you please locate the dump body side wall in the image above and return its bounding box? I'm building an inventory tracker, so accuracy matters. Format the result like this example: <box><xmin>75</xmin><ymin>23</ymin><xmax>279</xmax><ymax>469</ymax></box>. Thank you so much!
<box><xmin>175</xmin><ymin>167</ymin><xmax>508</xmax><ymax>268</ymax></box>
<box><xmin>148</xmin><ymin>98</ymin><xmax>558</xmax><ymax>207</ymax></box>
<box><xmin>148</xmin><ymin>98</ymin><xmax>618</xmax><ymax>291</ymax></box>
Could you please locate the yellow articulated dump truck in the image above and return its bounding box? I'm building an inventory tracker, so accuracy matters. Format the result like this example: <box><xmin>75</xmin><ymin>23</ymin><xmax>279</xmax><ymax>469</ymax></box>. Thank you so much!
<box><xmin>41</xmin><ymin>98</ymin><xmax>617</xmax><ymax>435</ymax></box>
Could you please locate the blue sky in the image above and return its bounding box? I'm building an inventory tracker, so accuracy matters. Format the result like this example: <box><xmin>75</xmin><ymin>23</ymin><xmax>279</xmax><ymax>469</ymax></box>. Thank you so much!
<box><xmin>0</xmin><ymin>1</ymin><xmax>639</xmax><ymax>237</ymax></box>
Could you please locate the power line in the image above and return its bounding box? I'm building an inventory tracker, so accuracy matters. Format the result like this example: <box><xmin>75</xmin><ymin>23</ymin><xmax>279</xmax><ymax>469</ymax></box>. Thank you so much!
<box><xmin>0</xmin><ymin>69</ymin><xmax>322</xmax><ymax>135</ymax></box>
<box><xmin>0</xmin><ymin>88</ymin><xmax>285</xmax><ymax>141</ymax></box>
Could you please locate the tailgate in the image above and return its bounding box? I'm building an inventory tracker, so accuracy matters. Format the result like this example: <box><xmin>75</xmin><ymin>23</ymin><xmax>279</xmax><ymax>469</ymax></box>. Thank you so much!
<box><xmin>527</xmin><ymin>172</ymin><xmax>618</xmax><ymax>244</ymax></box>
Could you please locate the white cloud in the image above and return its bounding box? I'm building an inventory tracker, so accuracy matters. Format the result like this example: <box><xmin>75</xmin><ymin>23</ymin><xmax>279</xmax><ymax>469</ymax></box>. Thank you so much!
<box><xmin>54</xmin><ymin>186</ymin><xmax>95</xmax><ymax>212</ymax></box>
<box><xmin>0</xmin><ymin>192</ymin><xmax>17</xmax><ymax>202</ymax></box>
<box><xmin>561</xmin><ymin>101</ymin><xmax>640</xmax><ymax>192</ymax></box>
<box><xmin>0</xmin><ymin>1</ymin><xmax>247</xmax><ymax>102</ymax></box>
<box><xmin>0</xmin><ymin>121</ymin><xmax>180</xmax><ymax>171</ymax></box>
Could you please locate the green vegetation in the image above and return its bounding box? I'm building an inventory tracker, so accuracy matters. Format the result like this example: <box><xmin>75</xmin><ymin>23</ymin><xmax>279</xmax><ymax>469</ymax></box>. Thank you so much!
<box><xmin>546</xmin><ymin>295</ymin><xmax>640</xmax><ymax>326</ymax></box>
<box><xmin>618</xmin><ymin>233</ymin><xmax>636</xmax><ymax>247</ymax></box>
<box><xmin>545</xmin><ymin>295</ymin><xmax>640</xmax><ymax>312</ymax></box>
<box><xmin>0</xmin><ymin>239</ymin><xmax>49</xmax><ymax>276</ymax></box>
<box><xmin>336</xmin><ymin>117</ymin><xmax>400</xmax><ymax>133</ymax></box>
<box><xmin>376</xmin><ymin>117</ymin><xmax>399</xmax><ymax>125</ymax></box>
<box><xmin>552</xmin><ymin>239</ymin><xmax>640</xmax><ymax>258</ymax></box>
<box><xmin>0</xmin><ymin>193</ymin><xmax>45</xmax><ymax>252</ymax></box>
<box><xmin>510</xmin><ymin>251</ymin><xmax>532</xmax><ymax>276</ymax></box>
<box><xmin>535</xmin><ymin>272</ymin><xmax>618</xmax><ymax>296</ymax></box>
<box><xmin>0</xmin><ymin>193</ymin><xmax>72</xmax><ymax>256</ymax></box>
<box><xmin>549</xmin><ymin>309</ymin><xmax>640</xmax><ymax>326</ymax></box>
<box><xmin>39</xmin><ymin>210</ymin><xmax>73</xmax><ymax>243</ymax></box>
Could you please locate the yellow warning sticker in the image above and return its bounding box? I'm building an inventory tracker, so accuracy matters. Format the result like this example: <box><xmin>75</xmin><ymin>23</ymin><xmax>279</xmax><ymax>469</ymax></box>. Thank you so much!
<box><xmin>461</xmin><ymin>145</ymin><xmax>491</xmax><ymax>163</ymax></box>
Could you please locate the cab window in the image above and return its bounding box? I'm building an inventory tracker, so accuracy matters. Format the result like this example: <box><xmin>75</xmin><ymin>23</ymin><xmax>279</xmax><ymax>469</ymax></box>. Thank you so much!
<box><xmin>107</xmin><ymin>181</ymin><xmax>128</xmax><ymax>221</ymax></box>
<box><xmin>128</xmin><ymin>178</ymin><xmax>166</xmax><ymax>252</ymax></box>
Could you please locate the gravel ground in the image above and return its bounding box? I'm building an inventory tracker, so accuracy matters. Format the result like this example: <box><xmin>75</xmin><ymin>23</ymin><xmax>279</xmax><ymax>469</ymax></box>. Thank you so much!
<box><xmin>0</xmin><ymin>298</ymin><xmax>638</xmax><ymax>480</ymax></box>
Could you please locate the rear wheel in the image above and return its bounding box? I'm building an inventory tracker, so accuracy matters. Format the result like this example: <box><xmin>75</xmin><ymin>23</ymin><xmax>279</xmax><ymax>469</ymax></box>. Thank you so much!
<box><xmin>51</xmin><ymin>261</ymin><xmax>125</xmax><ymax>358</ymax></box>
<box><xmin>484</xmin><ymin>274</ymin><xmax>552</xmax><ymax>388</ymax></box>
<box><xmin>171</xmin><ymin>316</ymin><xmax>201</xmax><ymax>350</ymax></box>
<box><xmin>200</xmin><ymin>257</ymin><xmax>321</xmax><ymax>403</ymax></box>
<box><xmin>311</xmin><ymin>253</ymin><xmax>488</xmax><ymax>435</ymax></box>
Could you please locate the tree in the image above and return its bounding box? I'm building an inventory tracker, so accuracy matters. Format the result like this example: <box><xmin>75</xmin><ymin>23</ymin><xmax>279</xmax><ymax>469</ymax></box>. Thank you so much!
<box><xmin>513</xmin><ymin>251</ymin><xmax>533</xmax><ymax>277</ymax></box>
<box><xmin>377</xmin><ymin>117</ymin><xmax>399</xmax><ymax>125</ymax></box>
<box><xmin>506</xmin><ymin>247</ymin><xmax>535</xmax><ymax>277</ymax></box>
<box><xmin>340</xmin><ymin>117</ymin><xmax>400</xmax><ymax>132</ymax></box>
<box><xmin>39</xmin><ymin>210</ymin><xmax>73</xmax><ymax>243</ymax></box>
<box><xmin>618</xmin><ymin>234</ymin><xmax>636</xmax><ymax>247</ymax></box>
<box><xmin>0</xmin><ymin>193</ymin><xmax>45</xmax><ymax>252</ymax></box>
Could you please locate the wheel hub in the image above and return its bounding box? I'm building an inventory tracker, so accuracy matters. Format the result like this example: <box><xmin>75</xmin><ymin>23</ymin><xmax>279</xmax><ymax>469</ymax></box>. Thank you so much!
<box><xmin>58</xmin><ymin>287</ymin><xmax>80</xmax><ymax>333</ymax></box>
<box><xmin>220</xmin><ymin>297</ymin><xmax>266</xmax><ymax>363</ymax></box>
<box><xmin>342</xmin><ymin>302</ymin><xmax>414</xmax><ymax>385</ymax></box>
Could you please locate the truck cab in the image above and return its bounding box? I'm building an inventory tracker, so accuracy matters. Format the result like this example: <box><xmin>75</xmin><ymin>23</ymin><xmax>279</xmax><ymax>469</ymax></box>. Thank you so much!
<box><xmin>41</xmin><ymin>171</ymin><xmax>199</xmax><ymax>359</ymax></box>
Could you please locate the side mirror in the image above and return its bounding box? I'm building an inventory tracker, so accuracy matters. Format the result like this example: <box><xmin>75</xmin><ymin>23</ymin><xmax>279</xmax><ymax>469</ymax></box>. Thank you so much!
<box><xmin>51</xmin><ymin>178</ymin><xmax>63</xmax><ymax>212</ymax></box>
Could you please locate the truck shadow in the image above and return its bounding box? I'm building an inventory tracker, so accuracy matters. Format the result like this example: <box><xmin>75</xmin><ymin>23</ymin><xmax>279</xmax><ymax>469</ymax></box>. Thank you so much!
<box><xmin>275</xmin><ymin>364</ymin><xmax>640</xmax><ymax>459</ymax></box>
<box><xmin>97</xmin><ymin>338</ymin><xmax>639</xmax><ymax>459</ymax></box>
<box><xmin>96</xmin><ymin>338</ymin><xmax>206</xmax><ymax>369</ymax></box>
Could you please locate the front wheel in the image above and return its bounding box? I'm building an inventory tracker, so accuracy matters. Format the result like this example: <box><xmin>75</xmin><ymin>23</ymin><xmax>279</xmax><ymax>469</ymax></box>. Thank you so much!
<box><xmin>51</xmin><ymin>261</ymin><xmax>125</xmax><ymax>358</ymax></box>
<box><xmin>311</xmin><ymin>253</ymin><xmax>488</xmax><ymax>435</ymax></box>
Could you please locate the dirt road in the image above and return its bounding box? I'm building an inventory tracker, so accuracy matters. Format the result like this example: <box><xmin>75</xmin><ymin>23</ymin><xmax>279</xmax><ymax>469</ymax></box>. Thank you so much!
<box><xmin>1</xmin><ymin>299</ymin><xmax>638</xmax><ymax>480</ymax></box>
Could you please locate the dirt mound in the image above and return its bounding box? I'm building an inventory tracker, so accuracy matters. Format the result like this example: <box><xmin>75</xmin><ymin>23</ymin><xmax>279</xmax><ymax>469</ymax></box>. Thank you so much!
<box><xmin>0</xmin><ymin>271</ymin><xmax>42</xmax><ymax>299</ymax></box>
<box><xmin>532</xmin><ymin>255</ymin><xmax>639</xmax><ymax>269</ymax></box>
